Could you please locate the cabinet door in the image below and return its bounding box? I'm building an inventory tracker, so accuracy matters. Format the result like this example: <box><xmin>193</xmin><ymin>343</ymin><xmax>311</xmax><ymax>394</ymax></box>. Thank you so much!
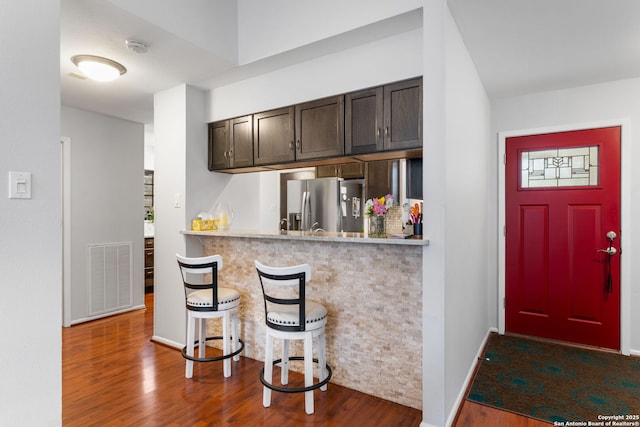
<box><xmin>253</xmin><ymin>107</ymin><xmax>295</xmax><ymax>166</ymax></box>
<box><xmin>316</xmin><ymin>165</ymin><xmax>339</xmax><ymax>178</ymax></box>
<box><xmin>339</xmin><ymin>163</ymin><xmax>364</xmax><ymax>179</ymax></box>
<box><xmin>316</xmin><ymin>163</ymin><xmax>364</xmax><ymax>179</ymax></box>
<box><xmin>208</xmin><ymin>120</ymin><xmax>230</xmax><ymax>170</ymax></box>
<box><xmin>365</xmin><ymin>160</ymin><xmax>399</xmax><ymax>202</ymax></box>
<box><xmin>295</xmin><ymin>96</ymin><xmax>344</xmax><ymax>161</ymax></box>
<box><xmin>345</xmin><ymin>87</ymin><xmax>383</xmax><ymax>154</ymax></box>
<box><xmin>383</xmin><ymin>78</ymin><xmax>422</xmax><ymax>150</ymax></box>
<box><xmin>144</xmin><ymin>248</ymin><xmax>154</xmax><ymax>268</ymax></box>
<box><xmin>229</xmin><ymin>115</ymin><xmax>253</xmax><ymax>168</ymax></box>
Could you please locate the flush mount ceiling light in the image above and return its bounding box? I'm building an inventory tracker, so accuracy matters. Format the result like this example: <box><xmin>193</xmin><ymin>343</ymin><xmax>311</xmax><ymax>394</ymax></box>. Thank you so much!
<box><xmin>70</xmin><ymin>55</ymin><xmax>127</xmax><ymax>82</ymax></box>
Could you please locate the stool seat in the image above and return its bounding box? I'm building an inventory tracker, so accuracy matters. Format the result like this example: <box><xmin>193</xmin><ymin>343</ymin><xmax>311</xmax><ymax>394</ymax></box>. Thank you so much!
<box><xmin>267</xmin><ymin>301</ymin><xmax>327</xmax><ymax>330</ymax></box>
<box><xmin>187</xmin><ymin>288</ymin><xmax>240</xmax><ymax>310</ymax></box>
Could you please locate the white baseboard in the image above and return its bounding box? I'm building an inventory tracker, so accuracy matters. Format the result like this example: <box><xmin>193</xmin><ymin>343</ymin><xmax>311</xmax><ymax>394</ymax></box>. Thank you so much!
<box><xmin>68</xmin><ymin>304</ymin><xmax>146</xmax><ymax>326</ymax></box>
<box><xmin>445</xmin><ymin>327</ymin><xmax>498</xmax><ymax>427</ymax></box>
<box><xmin>630</xmin><ymin>348</ymin><xmax>640</xmax><ymax>357</ymax></box>
<box><xmin>151</xmin><ymin>335</ymin><xmax>182</xmax><ymax>350</ymax></box>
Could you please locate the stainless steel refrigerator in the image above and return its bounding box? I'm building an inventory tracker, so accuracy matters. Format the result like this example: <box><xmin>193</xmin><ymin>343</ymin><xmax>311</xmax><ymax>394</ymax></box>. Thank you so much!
<box><xmin>286</xmin><ymin>177</ymin><xmax>364</xmax><ymax>232</ymax></box>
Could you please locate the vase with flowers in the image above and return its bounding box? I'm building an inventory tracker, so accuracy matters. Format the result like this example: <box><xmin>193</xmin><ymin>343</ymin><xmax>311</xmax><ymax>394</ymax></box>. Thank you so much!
<box><xmin>365</xmin><ymin>194</ymin><xmax>394</xmax><ymax>238</ymax></box>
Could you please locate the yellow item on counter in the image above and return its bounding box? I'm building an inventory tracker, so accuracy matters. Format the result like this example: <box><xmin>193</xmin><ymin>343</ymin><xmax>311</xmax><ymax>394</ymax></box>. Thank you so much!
<box><xmin>191</xmin><ymin>219</ymin><xmax>217</xmax><ymax>231</ymax></box>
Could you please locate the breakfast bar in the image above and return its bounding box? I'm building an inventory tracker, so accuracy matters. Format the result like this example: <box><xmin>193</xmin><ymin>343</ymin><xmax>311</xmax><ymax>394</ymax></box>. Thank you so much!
<box><xmin>182</xmin><ymin>229</ymin><xmax>426</xmax><ymax>409</ymax></box>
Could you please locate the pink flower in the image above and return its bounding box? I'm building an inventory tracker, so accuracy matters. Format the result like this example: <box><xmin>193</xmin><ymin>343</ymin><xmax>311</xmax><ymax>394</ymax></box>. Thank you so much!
<box><xmin>365</xmin><ymin>194</ymin><xmax>394</xmax><ymax>216</ymax></box>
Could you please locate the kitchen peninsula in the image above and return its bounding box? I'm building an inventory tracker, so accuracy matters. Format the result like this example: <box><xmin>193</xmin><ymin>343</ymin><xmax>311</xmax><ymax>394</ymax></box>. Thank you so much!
<box><xmin>182</xmin><ymin>228</ymin><xmax>426</xmax><ymax>409</ymax></box>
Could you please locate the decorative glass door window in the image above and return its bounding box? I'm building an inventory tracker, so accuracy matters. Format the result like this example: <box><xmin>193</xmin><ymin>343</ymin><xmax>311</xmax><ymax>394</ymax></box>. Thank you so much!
<box><xmin>521</xmin><ymin>146</ymin><xmax>599</xmax><ymax>188</ymax></box>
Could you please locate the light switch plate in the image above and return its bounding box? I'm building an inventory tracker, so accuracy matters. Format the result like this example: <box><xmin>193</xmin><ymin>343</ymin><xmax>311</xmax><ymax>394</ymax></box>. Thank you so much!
<box><xmin>8</xmin><ymin>171</ymin><xmax>32</xmax><ymax>199</ymax></box>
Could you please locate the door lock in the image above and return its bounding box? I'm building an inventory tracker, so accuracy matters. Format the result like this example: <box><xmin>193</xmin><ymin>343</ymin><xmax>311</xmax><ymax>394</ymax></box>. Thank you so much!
<box><xmin>597</xmin><ymin>230</ymin><xmax>618</xmax><ymax>256</ymax></box>
<box><xmin>598</xmin><ymin>230</ymin><xmax>618</xmax><ymax>293</ymax></box>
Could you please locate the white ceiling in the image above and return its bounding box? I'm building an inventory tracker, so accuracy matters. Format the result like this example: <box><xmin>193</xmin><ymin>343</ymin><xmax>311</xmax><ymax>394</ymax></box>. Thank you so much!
<box><xmin>448</xmin><ymin>0</ymin><xmax>640</xmax><ymax>99</ymax></box>
<box><xmin>60</xmin><ymin>0</ymin><xmax>640</xmax><ymax>124</ymax></box>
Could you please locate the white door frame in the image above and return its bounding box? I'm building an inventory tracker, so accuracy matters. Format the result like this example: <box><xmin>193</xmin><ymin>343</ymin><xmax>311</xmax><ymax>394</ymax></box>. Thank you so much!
<box><xmin>498</xmin><ymin>119</ymin><xmax>631</xmax><ymax>355</ymax></box>
<box><xmin>61</xmin><ymin>136</ymin><xmax>72</xmax><ymax>327</ymax></box>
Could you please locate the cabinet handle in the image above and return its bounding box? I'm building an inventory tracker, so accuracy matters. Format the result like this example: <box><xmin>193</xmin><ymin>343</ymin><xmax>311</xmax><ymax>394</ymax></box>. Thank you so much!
<box><xmin>377</xmin><ymin>128</ymin><xmax>381</xmax><ymax>138</ymax></box>
<box><xmin>296</xmin><ymin>140</ymin><xmax>301</xmax><ymax>150</ymax></box>
<box><xmin>384</xmin><ymin>126</ymin><xmax>389</xmax><ymax>137</ymax></box>
<box><xmin>289</xmin><ymin>141</ymin><xmax>294</xmax><ymax>150</ymax></box>
<box><xmin>228</xmin><ymin>150</ymin><xmax>233</xmax><ymax>158</ymax></box>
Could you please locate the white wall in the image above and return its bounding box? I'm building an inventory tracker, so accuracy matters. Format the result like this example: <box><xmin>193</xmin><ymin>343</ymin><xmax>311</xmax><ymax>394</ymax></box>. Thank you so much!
<box><xmin>60</xmin><ymin>106</ymin><xmax>145</xmax><ymax>323</ymax></box>
<box><xmin>443</xmin><ymin>8</ymin><xmax>492</xmax><ymax>424</ymax></box>
<box><xmin>237</xmin><ymin>0</ymin><xmax>422</xmax><ymax>64</ymax></box>
<box><xmin>208</xmin><ymin>28</ymin><xmax>423</xmax><ymax>121</ymax></box>
<box><xmin>491</xmin><ymin>78</ymin><xmax>640</xmax><ymax>354</ymax></box>
<box><xmin>421</xmin><ymin>1</ymin><xmax>447</xmax><ymax>424</ymax></box>
<box><xmin>0</xmin><ymin>1</ymin><xmax>61</xmax><ymax>424</ymax></box>
<box><xmin>153</xmin><ymin>85</ymin><xmax>225</xmax><ymax>346</ymax></box>
<box><xmin>153</xmin><ymin>85</ymin><xmax>191</xmax><ymax>347</ymax></box>
<box><xmin>420</xmin><ymin>4</ymin><xmax>493</xmax><ymax>426</ymax></box>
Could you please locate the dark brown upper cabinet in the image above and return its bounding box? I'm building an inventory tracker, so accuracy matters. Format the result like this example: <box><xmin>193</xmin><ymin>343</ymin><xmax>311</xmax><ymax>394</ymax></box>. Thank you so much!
<box><xmin>345</xmin><ymin>77</ymin><xmax>422</xmax><ymax>155</ymax></box>
<box><xmin>209</xmin><ymin>77</ymin><xmax>422</xmax><ymax>173</ymax></box>
<box><xmin>294</xmin><ymin>95</ymin><xmax>345</xmax><ymax>161</ymax></box>
<box><xmin>229</xmin><ymin>115</ymin><xmax>254</xmax><ymax>168</ymax></box>
<box><xmin>253</xmin><ymin>107</ymin><xmax>295</xmax><ymax>166</ymax></box>
<box><xmin>383</xmin><ymin>78</ymin><xmax>422</xmax><ymax>151</ymax></box>
<box><xmin>208</xmin><ymin>120</ymin><xmax>230</xmax><ymax>171</ymax></box>
<box><xmin>208</xmin><ymin>115</ymin><xmax>254</xmax><ymax>170</ymax></box>
<box><xmin>345</xmin><ymin>86</ymin><xmax>384</xmax><ymax>154</ymax></box>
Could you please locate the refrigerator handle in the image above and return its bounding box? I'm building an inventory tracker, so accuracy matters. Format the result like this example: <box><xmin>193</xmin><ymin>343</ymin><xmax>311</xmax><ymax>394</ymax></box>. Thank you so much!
<box><xmin>301</xmin><ymin>191</ymin><xmax>308</xmax><ymax>231</ymax></box>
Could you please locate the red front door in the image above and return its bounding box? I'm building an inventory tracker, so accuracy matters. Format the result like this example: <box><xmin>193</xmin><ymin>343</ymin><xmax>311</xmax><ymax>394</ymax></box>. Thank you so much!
<box><xmin>505</xmin><ymin>126</ymin><xmax>621</xmax><ymax>350</ymax></box>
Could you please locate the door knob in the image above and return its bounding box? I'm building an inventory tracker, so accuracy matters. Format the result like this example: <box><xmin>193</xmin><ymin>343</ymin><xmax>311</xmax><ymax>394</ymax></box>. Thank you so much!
<box><xmin>597</xmin><ymin>247</ymin><xmax>617</xmax><ymax>255</ymax></box>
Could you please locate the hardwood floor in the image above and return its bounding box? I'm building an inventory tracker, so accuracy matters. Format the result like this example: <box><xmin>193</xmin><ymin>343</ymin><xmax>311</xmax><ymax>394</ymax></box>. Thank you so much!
<box><xmin>62</xmin><ymin>293</ymin><xmax>422</xmax><ymax>426</ymax></box>
<box><xmin>63</xmin><ymin>294</ymin><xmax>551</xmax><ymax>426</ymax></box>
<box><xmin>453</xmin><ymin>401</ymin><xmax>551</xmax><ymax>426</ymax></box>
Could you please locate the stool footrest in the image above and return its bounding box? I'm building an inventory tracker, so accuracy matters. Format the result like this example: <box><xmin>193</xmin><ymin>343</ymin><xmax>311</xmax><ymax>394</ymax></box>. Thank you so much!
<box><xmin>260</xmin><ymin>357</ymin><xmax>332</xmax><ymax>394</ymax></box>
<box><xmin>181</xmin><ymin>336</ymin><xmax>245</xmax><ymax>363</ymax></box>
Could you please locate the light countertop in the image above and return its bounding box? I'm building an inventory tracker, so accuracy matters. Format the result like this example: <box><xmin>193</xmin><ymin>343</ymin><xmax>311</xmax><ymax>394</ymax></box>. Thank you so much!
<box><xmin>181</xmin><ymin>229</ymin><xmax>429</xmax><ymax>246</ymax></box>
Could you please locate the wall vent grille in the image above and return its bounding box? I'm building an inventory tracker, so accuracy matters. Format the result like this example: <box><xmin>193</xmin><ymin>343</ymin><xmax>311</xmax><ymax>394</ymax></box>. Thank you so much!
<box><xmin>87</xmin><ymin>242</ymin><xmax>133</xmax><ymax>316</ymax></box>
